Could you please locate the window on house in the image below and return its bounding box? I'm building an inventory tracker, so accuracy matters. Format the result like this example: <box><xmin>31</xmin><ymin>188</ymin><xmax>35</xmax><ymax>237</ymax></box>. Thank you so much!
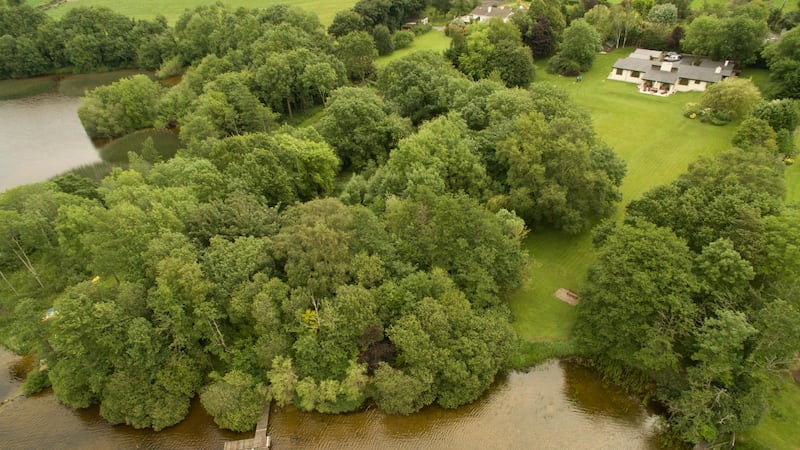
<box><xmin>679</xmin><ymin>78</ymin><xmax>689</xmax><ymax>85</ymax></box>
<box><xmin>631</xmin><ymin>71</ymin><xmax>641</xmax><ymax>78</ymax></box>
<box><xmin>616</xmin><ymin>68</ymin><xmax>623</xmax><ymax>75</ymax></box>
<box><xmin>694</xmin><ymin>80</ymin><xmax>702</xmax><ymax>85</ymax></box>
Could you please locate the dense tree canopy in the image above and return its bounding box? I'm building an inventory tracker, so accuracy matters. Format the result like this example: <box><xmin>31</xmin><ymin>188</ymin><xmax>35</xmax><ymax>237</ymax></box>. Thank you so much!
<box><xmin>576</xmin><ymin>146</ymin><xmax>800</xmax><ymax>446</ymax></box>
<box><xmin>20</xmin><ymin>2</ymin><xmax>797</xmax><ymax>446</ymax></box>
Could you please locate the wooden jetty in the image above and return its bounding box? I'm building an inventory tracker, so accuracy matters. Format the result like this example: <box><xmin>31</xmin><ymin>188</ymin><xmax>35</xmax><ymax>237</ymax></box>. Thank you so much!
<box><xmin>223</xmin><ymin>403</ymin><xmax>271</xmax><ymax>450</ymax></box>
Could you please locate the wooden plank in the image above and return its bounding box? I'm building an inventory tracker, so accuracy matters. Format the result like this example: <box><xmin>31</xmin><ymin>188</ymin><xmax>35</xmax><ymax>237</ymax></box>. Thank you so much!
<box><xmin>222</xmin><ymin>403</ymin><xmax>272</xmax><ymax>450</ymax></box>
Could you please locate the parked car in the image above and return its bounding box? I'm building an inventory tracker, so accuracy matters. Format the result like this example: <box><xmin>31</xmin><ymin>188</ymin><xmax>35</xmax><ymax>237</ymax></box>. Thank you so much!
<box><xmin>664</xmin><ymin>52</ymin><xmax>681</xmax><ymax>62</ymax></box>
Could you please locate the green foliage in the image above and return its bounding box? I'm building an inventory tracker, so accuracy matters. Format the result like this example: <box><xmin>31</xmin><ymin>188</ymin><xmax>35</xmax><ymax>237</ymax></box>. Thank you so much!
<box><xmin>548</xmin><ymin>19</ymin><xmax>601</xmax><ymax>75</ymax></box>
<box><xmin>682</xmin><ymin>14</ymin><xmax>767</xmax><ymax>65</ymax></box>
<box><xmin>200</xmin><ymin>371</ymin><xmax>268</xmax><ymax>432</ymax></box>
<box><xmin>317</xmin><ymin>87</ymin><xmax>409</xmax><ymax>170</ymax></box>
<box><xmin>336</xmin><ymin>31</ymin><xmax>378</xmax><ymax>82</ymax></box>
<box><xmin>452</xmin><ymin>19</ymin><xmax>535</xmax><ymax>88</ymax></box>
<box><xmin>751</xmin><ymin>99</ymin><xmax>800</xmax><ymax>133</ymax></box>
<box><xmin>647</xmin><ymin>3</ymin><xmax>678</xmax><ymax>25</ymax></box>
<box><xmin>22</xmin><ymin>367</ymin><xmax>51</xmax><ymax>395</ymax></box>
<box><xmin>700</xmin><ymin>78</ymin><xmax>763</xmax><ymax>120</ymax></box>
<box><xmin>732</xmin><ymin>118</ymin><xmax>778</xmax><ymax>153</ymax></box>
<box><xmin>391</xmin><ymin>30</ymin><xmax>414</xmax><ymax>49</ymax></box>
<box><xmin>575</xmin><ymin>137</ymin><xmax>800</xmax><ymax>446</ymax></box>
<box><xmin>78</xmin><ymin>75</ymin><xmax>163</xmax><ymax>139</ymax></box>
<box><xmin>377</xmin><ymin>50</ymin><xmax>466</xmax><ymax>124</ymax></box>
<box><xmin>494</xmin><ymin>110</ymin><xmax>626</xmax><ymax>233</ymax></box>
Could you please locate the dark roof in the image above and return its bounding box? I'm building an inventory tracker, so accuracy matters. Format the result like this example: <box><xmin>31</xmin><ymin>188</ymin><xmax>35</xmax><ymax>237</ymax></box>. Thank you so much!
<box><xmin>612</xmin><ymin>57</ymin><xmax>652</xmax><ymax>72</ymax></box>
<box><xmin>677</xmin><ymin>64</ymin><xmax>723</xmax><ymax>83</ymax></box>
<box><xmin>643</xmin><ymin>69</ymin><xmax>678</xmax><ymax>84</ymax></box>
<box><xmin>614</xmin><ymin>50</ymin><xmax>736</xmax><ymax>83</ymax></box>
<box><xmin>631</xmin><ymin>48</ymin><xmax>663</xmax><ymax>60</ymax></box>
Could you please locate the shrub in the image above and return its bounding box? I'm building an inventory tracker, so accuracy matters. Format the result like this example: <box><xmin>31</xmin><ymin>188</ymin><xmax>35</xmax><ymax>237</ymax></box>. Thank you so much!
<box><xmin>392</xmin><ymin>30</ymin><xmax>415</xmax><ymax>50</ymax></box>
<box><xmin>22</xmin><ymin>368</ymin><xmax>51</xmax><ymax>395</ymax></box>
<box><xmin>412</xmin><ymin>23</ymin><xmax>432</xmax><ymax>35</ymax></box>
<box><xmin>548</xmin><ymin>54</ymin><xmax>582</xmax><ymax>76</ymax></box>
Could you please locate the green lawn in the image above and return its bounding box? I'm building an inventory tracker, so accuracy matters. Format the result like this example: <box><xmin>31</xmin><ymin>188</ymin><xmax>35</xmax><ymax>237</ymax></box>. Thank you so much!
<box><xmin>40</xmin><ymin>0</ymin><xmax>358</xmax><ymax>25</ymax></box>
<box><xmin>690</xmin><ymin>0</ymin><xmax>798</xmax><ymax>12</ymax></box>
<box><xmin>510</xmin><ymin>49</ymin><xmax>736</xmax><ymax>341</ymax></box>
<box><xmin>739</xmin><ymin>373</ymin><xmax>800</xmax><ymax>449</ymax></box>
<box><xmin>376</xmin><ymin>30</ymin><xmax>452</xmax><ymax>68</ymax></box>
<box><xmin>98</xmin><ymin>129</ymin><xmax>181</xmax><ymax>163</ymax></box>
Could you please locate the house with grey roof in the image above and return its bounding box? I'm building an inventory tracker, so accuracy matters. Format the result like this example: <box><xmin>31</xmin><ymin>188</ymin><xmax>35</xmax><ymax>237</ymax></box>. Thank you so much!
<box><xmin>608</xmin><ymin>49</ymin><xmax>735</xmax><ymax>95</ymax></box>
<box><xmin>461</xmin><ymin>5</ymin><xmax>522</xmax><ymax>23</ymax></box>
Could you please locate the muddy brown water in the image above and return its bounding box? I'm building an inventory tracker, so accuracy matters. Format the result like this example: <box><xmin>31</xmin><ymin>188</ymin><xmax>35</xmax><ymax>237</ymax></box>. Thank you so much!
<box><xmin>1</xmin><ymin>347</ymin><xmax>659</xmax><ymax>450</ymax></box>
<box><xmin>0</xmin><ymin>93</ymin><xmax>100</xmax><ymax>192</ymax></box>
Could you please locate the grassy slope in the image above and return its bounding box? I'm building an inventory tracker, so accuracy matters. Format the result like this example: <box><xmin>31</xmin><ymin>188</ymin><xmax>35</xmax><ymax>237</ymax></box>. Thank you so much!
<box><xmin>98</xmin><ymin>129</ymin><xmax>181</xmax><ymax>163</ymax></box>
<box><xmin>739</xmin><ymin>373</ymin><xmax>800</xmax><ymax>449</ymax></box>
<box><xmin>510</xmin><ymin>49</ymin><xmax>736</xmax><ymax>341</ymax></box>
<box><xmin>42</xmin><ymin>0</ymin><xmax>357</xmax><ymax>25</ymax></box>
<box><xmin>376</xmin><ymin>30</ymin><xmax>452</xmax><ymax>68</ymax></box>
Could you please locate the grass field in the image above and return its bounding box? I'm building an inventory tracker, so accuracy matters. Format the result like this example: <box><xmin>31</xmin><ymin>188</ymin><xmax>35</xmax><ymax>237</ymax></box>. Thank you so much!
<box><xmin>39</xmin><ymin>0</ymin><xmax>358</xmax><ymax>25</ymax></box>
<box><xmin>0</xmin><ymin>76</ymin><xmax>56</xmax><ymax>100</ymax></box>
<box><xmin>739</xmin><ymin>372</ymin><xmax>800</xmax><ymax>449</ymax></box>
<box><xmin>510</xmin><ymin>49</ymin><xmax>737</xmax><ymax>342</ymax></box>
<box><xmin>98</xmin><ymin>129</ymin><xmax>181</xmax><ymax>163</ymax></box>
<box><xmin>690</xmin><ymin>0</ymin><xmax>799</xmax><ymax>12</ymax></box>
<box><xmin>376</xmin><ymin>30</ymin><xmax>452</xmax><ymax>67</ymax></box>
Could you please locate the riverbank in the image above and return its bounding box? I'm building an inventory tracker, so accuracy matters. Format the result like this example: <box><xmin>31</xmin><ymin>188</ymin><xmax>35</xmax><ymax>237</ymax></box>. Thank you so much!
<box><xmin>0</xmin><ymin>346</ymin><xmax>659</xmax><ymax>449</ymax></box>
<box><xmin>0</xmin><ymin>70</ymin><xmax>154</xmax><ymax>100</ymax></box>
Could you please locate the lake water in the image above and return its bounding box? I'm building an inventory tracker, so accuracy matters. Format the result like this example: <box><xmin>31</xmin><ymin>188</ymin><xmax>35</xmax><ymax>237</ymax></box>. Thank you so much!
<box><xmin>1</xmin><ymin>347</ymin><xmax>659</xmax><ymax>450</ymax></box>
<box><xmin>0</xmin><ymin>93</ymin><xmax>100</xmax><ymax>193</ymax></box>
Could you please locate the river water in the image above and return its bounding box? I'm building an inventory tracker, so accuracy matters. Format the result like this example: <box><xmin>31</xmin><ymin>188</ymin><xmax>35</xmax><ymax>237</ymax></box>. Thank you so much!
<box><xmin>1</xmin><ymin>347</ymin><xmax>659</xmax><ymax>449</ymax></box>
<box><xmin>0</xmin><ymin>93</ymin><xmax>100</xmax><ymax>192</ymax></box>
<box><xmin>0</xmin><ymin>93</ymin><xmax>659</xmax><ymax>449</ymax></box>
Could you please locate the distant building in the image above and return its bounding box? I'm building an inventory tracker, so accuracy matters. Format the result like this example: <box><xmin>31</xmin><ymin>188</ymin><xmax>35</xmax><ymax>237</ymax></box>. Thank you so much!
<box><xmin>608</xmin><ymin>49</ymin><xmax>735</xmax><ymax>96</ymax></box>
<box><xmin>461</xmin><ymin>5</ymin><xmax>523</xmax><ymax>23</ymax></box>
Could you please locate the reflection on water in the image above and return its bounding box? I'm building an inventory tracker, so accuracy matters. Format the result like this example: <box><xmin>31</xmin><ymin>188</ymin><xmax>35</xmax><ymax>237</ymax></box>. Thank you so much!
<box><xmin>1</xmin><ymin>347</ymin><xmax>658</xmax><ymax>449</ymax></box>
<box><xmin>268</xmin><ymin>360</ymin><xmax>658</xmax><ymax>449</ymax></box>
<box><xmin>0</xmin><ymin>93</ymin><xmax>100</xmax><ymax>192</ymax></box>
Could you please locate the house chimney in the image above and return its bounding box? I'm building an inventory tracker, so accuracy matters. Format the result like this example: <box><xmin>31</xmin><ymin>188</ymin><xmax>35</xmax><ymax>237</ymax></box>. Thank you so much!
<box><xmin>715</xmin><ymin>66</ymin><xmax>722</xmax><ymax>74</ymax></box>
<box><xmin>488</xmin><ymin>6</ymin><xmax>492</xmax><ymax>12</ymax></box>
<box><xmin>724</xmin><ymin>60</ymin><xmax>729</xmax><ymax>66</ymax></box>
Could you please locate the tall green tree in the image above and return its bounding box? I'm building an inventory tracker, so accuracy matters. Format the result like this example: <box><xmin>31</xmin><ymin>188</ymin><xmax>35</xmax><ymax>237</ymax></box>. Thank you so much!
<box><xmin>336</xmin><ymin>31</ymin><xmax>378</xmax><ymax>83</ymax></box>
<box><xmin>548</xmin><ymin>19</ymin><xmax>601</xmax><ymax>75</ymax></box>
<box><xmin>317</xmin><ymin>87</ymin><xmax>409</xmax><ymax>171</ymax></box>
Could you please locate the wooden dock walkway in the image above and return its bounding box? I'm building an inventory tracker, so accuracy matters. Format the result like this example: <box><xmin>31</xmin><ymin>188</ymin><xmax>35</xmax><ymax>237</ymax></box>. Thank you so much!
<box><xmin>223</xmin><ymin>403</ymin><xmax>271</xmax><ymax>450</ymax></box>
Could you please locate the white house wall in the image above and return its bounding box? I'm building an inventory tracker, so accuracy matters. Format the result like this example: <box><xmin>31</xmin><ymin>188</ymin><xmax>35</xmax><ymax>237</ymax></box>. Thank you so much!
<box><xmin>607</xmin><ymin>69</ymin><xmax>644</xmax><ymax>85</ymax></box>
<box><xmin>674</xmin><ymin>80</ymin><xmax>709</xmax><ymax>92</ymax></box>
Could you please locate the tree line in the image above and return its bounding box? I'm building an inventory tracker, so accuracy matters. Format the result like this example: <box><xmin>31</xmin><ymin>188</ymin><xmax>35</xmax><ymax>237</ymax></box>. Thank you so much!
<box><xmin>575</xmin><ymin>123</ymin><xmax>800</xmax><ymax>446</ymax></box>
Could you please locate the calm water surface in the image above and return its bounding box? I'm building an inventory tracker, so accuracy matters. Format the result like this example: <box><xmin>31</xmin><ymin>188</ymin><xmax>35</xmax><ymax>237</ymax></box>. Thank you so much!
<box><xmin>2</xmin><ymin>347</ymin><xmax>658</xmax><ymax>450</ymax></box>
<box><xmin>0</xmin><ymin>93</ymin><xmax>99</xmax><ymax>192</ymax></box>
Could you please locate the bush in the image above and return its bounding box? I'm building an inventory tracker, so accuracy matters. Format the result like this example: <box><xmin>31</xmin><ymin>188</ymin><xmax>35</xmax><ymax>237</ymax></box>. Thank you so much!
<box><xmin>22</xmin><ymin>368</ymin><xmax>51</xmax><ymax>395</ymax></box>
<box><xmin>412</xmin><ymin>23</ymin><xmax>432</xmax><ymax>35</ymax></box>
<box><xmin>392</xmin><ymin>30</ymin><xmax>415</xmax><ymax>50</ymax></box>
<box><xmin>548</xmin><ymin>54</ymin><xmax>582</xmax><ymax>76</ymax></box>
<box><xmin>683</xmin><ymin>103</ymin><xmax>732</xmax><ymax>125</ymax></box>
